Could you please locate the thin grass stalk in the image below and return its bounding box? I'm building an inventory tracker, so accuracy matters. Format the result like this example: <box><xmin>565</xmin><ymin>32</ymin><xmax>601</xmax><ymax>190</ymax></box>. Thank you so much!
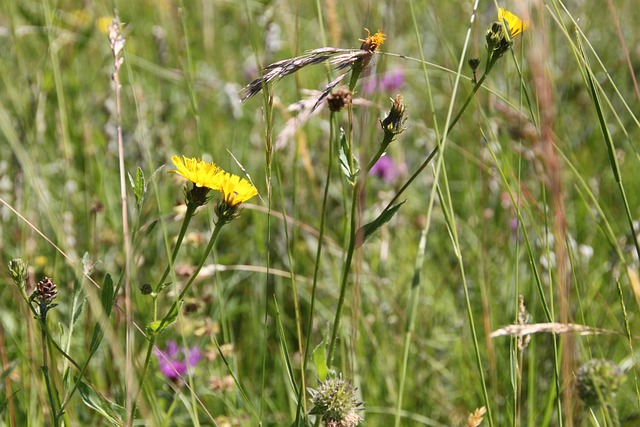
<box><xmin>175</xmin><ymin>5</ymin><xmax>208</xmax><ymax>418</ymax></box>
<box><xmin>259</xmin><ymin>89</ymin><xmax>275</xmax><ymax>427</ymax></box>
<box><xmin>436</xmin><ymin>168</ymin><xmax>494</xmax><ymax>427</ymax></box>
<box><xmin>272</xmin><ymin>297</ymin><xmax>300</xmax><ymax>401</ymax></box>
<box><xmin>424</xmin><ymin>1</ymin><xmax>496</xmax><ymax>424</ymax></box>
<box><xmin>516</xmin><ymin>342</ymin><xmax>525</xmax><ymax>427</ymax></box>
<box><xmin>170</xmin><ymin>13</ymin><xmax>212</xmax><ymax>417</ymax></box>
<box><xmin>273</xmin><ymin>155</ymin><xmax>305</xmax><ymax>408</ymax></box>
<box><xmin>409</xmin><ymin>0</ymin><xmax>441</xmax><ymax>137</ymax></box>
<box><xmin>105</xmin><ymin>15</ymin><xmax>135</xmax><ymax>416</ymax></box>
<box><xmin>483</xmin><ymin>129</ymin><xmax>561</xmax><ymax>426</ymax></box>
<box><xmin>394</xmin><ymin>229</ymin><xmax>427</xmax><ymax>427</ymax></box>
<box><xmin>296</xmin><ymin>111</ymin><xmax>337</xmax><ymax>425</ymax></box>
<box><xmin>527</xmin><ymin>337</ymin><xmax>537</xmax><ymax>426</ymax></box>
<box><xmin>211</xmin><ymin>333</ymin><xmax>259</xmax><ymax>421</ymax></box>
<box><xmin>513</xmin><ymin>34</ymin><xmax>528</xmax><ymax>427</ymax></box>
<box><xmin>577</xmin><ymin>35</ymin><xmax>640</xmax><ymax>271</ymax></box>
<box><xmin>178</xmin><ymin>0</ymin><xmax>205</xmax><ymax>154</ymax></box>
<box><xmin>289</xmin><ymin>5</ymin><xmax>305</xmax><ymax>398</ymax></box>
<box><xmin>616</xmin><ymin>278</ymin><xmax>640</xmax><ymax>408</ymax></box>
<box><xmin>41</xmin><ymin>0</ymin><xmax>71</xmax><ymax>163</ymax></box>
<box><xmin>0</xmin><ymin>320</ymin><xmax>16</xmax><ymax>426</ymax></box>
<box><xmin>550</xmin><ymin>0</ymin><xmax>640</xmax><ymax>133</ymax></box>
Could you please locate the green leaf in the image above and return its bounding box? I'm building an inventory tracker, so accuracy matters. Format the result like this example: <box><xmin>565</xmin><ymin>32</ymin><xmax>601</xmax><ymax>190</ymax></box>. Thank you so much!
<box><xmin>273</xmin><ymin>297</ymin><xmax>299</xmax><ymax>396</ymax></box>
<box><xmin>63</xmin><ymin>366</ymin><xmax>71</xmax><ymax>390</ymax></box>
<box><xmin>338</xmin><ymin>129</ymin><xmax>359</xmax><ymax>185</ymax></box>
<box><xmin>100</xmin><ymin>274</ymin><xmax>114</xmax><ymax>316</ymax></box>
<box><xmin>356</xmin><ymin>201</ymin><xmax>405</xmax><ymax>248</ymax></box>
<box><xmin>312</xmin><ymin>340</ymin><xmax>329</xmax><ymax>382</ymax></box>
<box><xmin>146</xmin><ymin>301</ymin><xmax>183</xmax><ymax>337</ymax></box>
<box><xmin>89</xmin><ymin>274</ymin><xmax>114</xmax><ymax>353</ymax></box>
<box><xmin>73</xmin><ymin>298</ymin><xmax>86</xmax><ymax>324</ymax></box>
<box><xmin>77</xmin><ymin>380</ymin><xmax>126</xmax><ymax>426</ymax></box>
<box><xmin>133</xmin><ymin>167</ymin><xmax>146</xmax><ymax>208</ymax></box>
<box><xmin>88</xmin><ymin>326</ymin><xmax>102</xmax><ymax>354</ymax></box>
<box><xmin>144</xmin><ymin>219</ymin><xmax>158</xmax><ymax>235</ymax></box>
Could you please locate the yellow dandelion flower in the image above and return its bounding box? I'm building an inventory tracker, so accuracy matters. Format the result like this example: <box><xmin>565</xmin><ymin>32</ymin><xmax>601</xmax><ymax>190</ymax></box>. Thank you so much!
<box><xmin>498</xmin><ymin>8</ymin><xmax>529</xmax><ymax>38</ymax></box>
<box><xmin>360</xmin><ymin>28</ymin><xmax>385</xmax><ymax>52</ymax></box>
<box><xmin>169</xmin><ymin>156</ymin><xmax>222</xmax><ymax>189</ymax></box>
<box><xmin>217</xmin><ymin>172</ymin><xmax>258</xmax><ymax>207</ymax></box>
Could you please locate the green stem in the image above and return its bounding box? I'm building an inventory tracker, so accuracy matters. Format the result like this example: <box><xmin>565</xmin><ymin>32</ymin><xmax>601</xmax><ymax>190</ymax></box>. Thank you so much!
<box><xmin>394</xmin><ymin>230</ymin><xmax>427</xmax><ymax>427</ymax></box>
<box><xmin>295</xmin><ymin>111</ymin><xmax>337</xmax><ymax>424</ymax></box>
<box><xmin>326</xmin><ymin>76</ymin><xmax>361</xmax><ymax>365</ymax></box>
<box><xmin>365</xmin><ymin>134</ymin><xmax>394</xmax><ymax>173</ymax></box>
<box><xmin>381</xmin><ymin>63</ymin><xmax>492</xmax><ymax>215</ymax></box>
<box><xmin>129</xmin><ymin>219</ymin><xmax>226</xmax><ymax>426</ymax></box>
<box><xmin>40</xmin><ymin>311</ymin><xmax>60</xmax><ymax>426</ymax></box>
<box><xmin>327</xmin><ymin>181</ymin><xmax>358</xmax><ymax>364</ymax></box>
<box><xmin>152</xmin><ymin>202</ymin><xmax>198</xmax><ymax>321</ymax></box>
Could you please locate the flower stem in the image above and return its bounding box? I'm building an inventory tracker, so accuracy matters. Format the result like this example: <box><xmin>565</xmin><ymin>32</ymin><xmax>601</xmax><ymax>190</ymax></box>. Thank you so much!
<box><xmin>296</xmin><ymin>111</ymin><xmax>337</xmax><ymax>424</ymax></box>
<box><xmin>129</xmin><ymin>220</ymin><xmax>226</xmax><ymax>426</ymax></box>
<box><xmin>365</xmin><ymin>138</ymin><xmax>393</xmax><ymax>174</ymax></box>
<box><xmin>40</xmin><ymin>311</ymin><xmax>60</xmax><ymax>426</ymax></box>
<box><xmin>327</xmin><ymin>181</ymin><xmax>359</xmax><ymax>365</ymax></box>
<box><xmin>152</xmin><ymin>203</ymin><xmax>198</xmax><ymax>321</ymax></box>
<box><xmin>381</xmin><ymin>65</ymin><xmax>491</xmax><ymax>214</ymax></box>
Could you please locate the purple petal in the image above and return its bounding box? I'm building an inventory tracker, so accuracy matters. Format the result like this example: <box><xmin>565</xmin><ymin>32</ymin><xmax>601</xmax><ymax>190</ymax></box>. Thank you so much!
<box><xmin>381</xmin><ymin>69</ymin><xmax>404</xmax><ymax>93</ymax></box>
<box><xmin>186</xmin><ymin>347</ymin><xmax>202</xmax><ymax>366</ymax></box>
<box><xmin>165</xmin><ymin>341</ymin><xmax>180</xmax><ymax>357</ymax></box>
<box><xmin>369</xmin><ymin>155</ymin><xmax>398</xmax><ymax>183</ymax></box>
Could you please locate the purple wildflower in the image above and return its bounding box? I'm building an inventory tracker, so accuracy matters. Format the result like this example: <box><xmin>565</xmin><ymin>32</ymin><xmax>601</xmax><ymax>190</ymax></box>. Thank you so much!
<box><xmin>362</xmin><ymin>68</ymin><xmax>405</xmax><ymax>94</ymax></box>
<box><xmin>369</xmin><ymin>155</ymin><xmax>398</xmax><ymax>184</ymax></box>
<box><xmin>154</xmin><ymin>341</ymin><xmax>202</xmax><ymax>380</ymax></box>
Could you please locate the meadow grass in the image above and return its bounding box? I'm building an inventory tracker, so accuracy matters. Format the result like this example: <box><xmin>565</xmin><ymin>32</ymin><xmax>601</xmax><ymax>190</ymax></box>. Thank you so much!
<box><xmin>1</xmin><ymin>0</ymin><xmax>640</xmax><ymax>426</ymax></box>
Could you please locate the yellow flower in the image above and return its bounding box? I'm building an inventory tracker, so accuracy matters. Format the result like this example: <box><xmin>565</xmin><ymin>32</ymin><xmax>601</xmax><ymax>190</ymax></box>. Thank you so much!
<box><xmin>169</xmin><ymin>155</ymin><xmax>222</xmax><ymax>189</ymax></box>
<box><xmin>217</xmin><ymin>172</ymin><xmax>258</xmax><ymax>207</ymax></box>
<box><xmin>498</xmin><ymin>8</ymin><xmax>529</xmax><ymax>38</ymax></box>
<box><xmin>360</xmin><ymin>29</ymin><xmax>385</xmax><ymax>52</ymax></box>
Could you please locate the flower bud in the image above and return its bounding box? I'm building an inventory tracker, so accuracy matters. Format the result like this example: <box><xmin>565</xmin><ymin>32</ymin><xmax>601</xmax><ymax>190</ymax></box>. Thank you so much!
<box><xmin>8</xmin><ymin>258</ymin><xmax>29</xmax><ymax>289</ymax></box>
<box><xmin>34</xmin><ymin>277</ymin><xmax>58</xmax><ymax>305</ymax></box>
<box><xmin>380</xmin><ymin>95</ymin><xmax>407</xmax><ymax>143</ymax></box>
<box><xmin>140</xmin><ymin>283</ymin><xmax>153</xmax><ymax>295</ymax></box>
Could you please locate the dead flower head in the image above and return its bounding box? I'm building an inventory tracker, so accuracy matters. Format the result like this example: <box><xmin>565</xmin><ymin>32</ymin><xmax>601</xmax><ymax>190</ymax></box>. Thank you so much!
<box><xmin>327</xmin><ymin>88</ymin><xmax>352</xmax><ymax>112</ymax></box>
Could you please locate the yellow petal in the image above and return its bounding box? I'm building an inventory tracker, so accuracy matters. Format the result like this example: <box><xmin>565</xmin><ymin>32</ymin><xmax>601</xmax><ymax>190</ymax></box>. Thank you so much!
<box><xmin>168</xmin><ymin>155</ymin><xmax>222</xmax><ymax>189</ymax></box>
<box><xmin>218</xmin><ymin>172</ymin><xmax>258</xmax><ymax>206</ymax></box>
<box><xmin>498</xmin><ymin>8</ymin><xmax>529</xmax><ymax>37</ymax></box>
